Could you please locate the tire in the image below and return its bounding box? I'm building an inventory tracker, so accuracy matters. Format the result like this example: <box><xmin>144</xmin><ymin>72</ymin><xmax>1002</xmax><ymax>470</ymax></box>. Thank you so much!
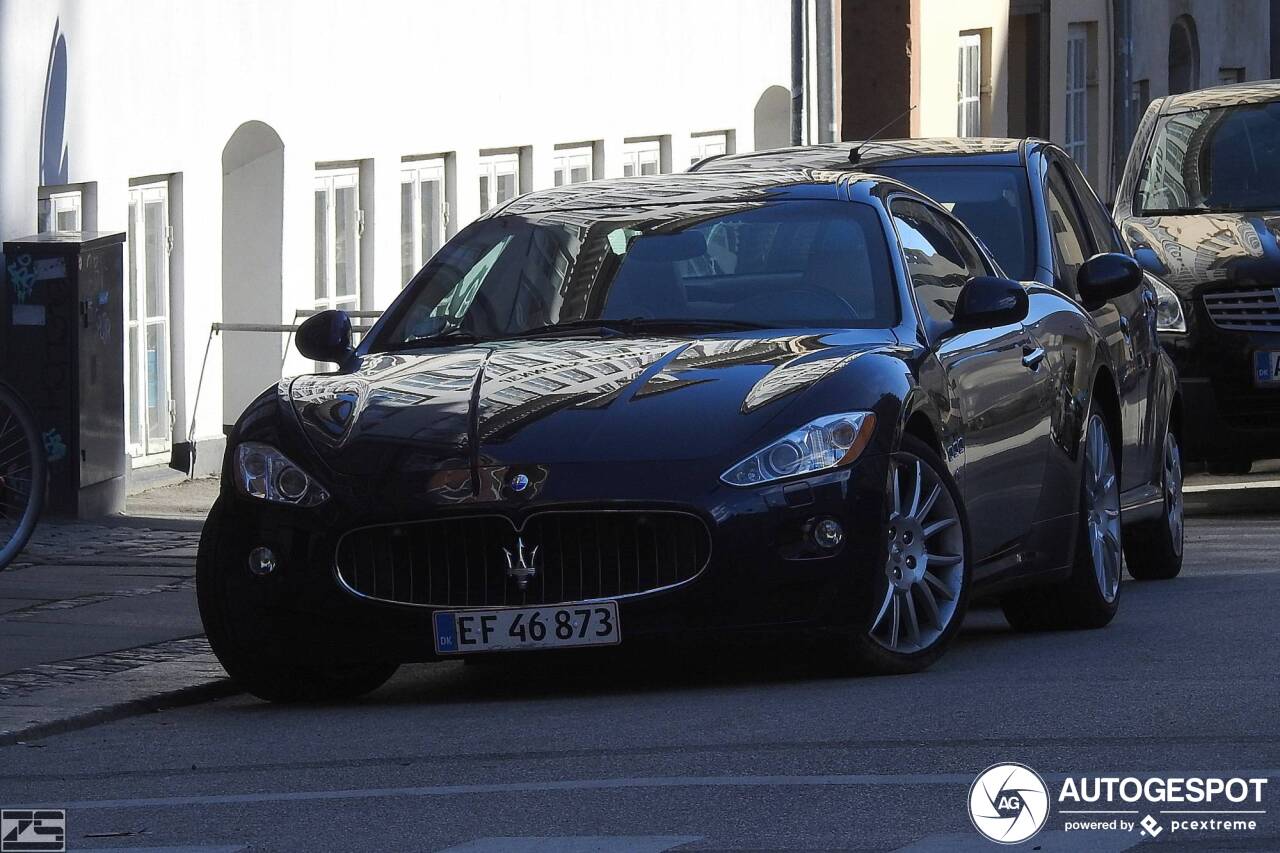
<box><xmin>838</xmin><ymin>434</ymin><xmax>972</xmax><ymax>675</ymax></box>
<box><xmin>1001</xmin><ymin>409</ymin><xmax>1122</xmax><ymax>631</ymax></box>
<box><xmin>1125</xmin><ymin>429</ymin><xmax>1184</xmax><ymax>580</ymax></box>
<box><xmin>197</xmin><ymin>503</ymin><xmax>399</xmax><ymax>702</ymax></box>
<box><xmin>0</xmin><ymin>382</ymin><xmax>47</xmax><ymax>571</ymax></box>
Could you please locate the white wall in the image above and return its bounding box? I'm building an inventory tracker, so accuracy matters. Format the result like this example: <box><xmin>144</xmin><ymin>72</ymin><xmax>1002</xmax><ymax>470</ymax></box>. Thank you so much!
<box><xmin>916</xmin><ymin>0</ymin><xmax>1011</xmax><ymax>138</ymax></box>
<box><xmin>1130</xmin><ymin>0</ymin><xmax>1271</xmax><ymax>98</ymax></box>
<box><xmin>0</xmin><ymin>0</ymin><xmax>792</xmax><ymax>458</ymax></box>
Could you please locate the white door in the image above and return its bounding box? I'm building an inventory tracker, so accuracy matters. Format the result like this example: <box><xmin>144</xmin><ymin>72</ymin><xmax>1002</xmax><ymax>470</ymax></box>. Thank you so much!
<box><xmin>126</xmin><ymin>183</ymin><xmax>173</xmax><ymax>458</ymax></box>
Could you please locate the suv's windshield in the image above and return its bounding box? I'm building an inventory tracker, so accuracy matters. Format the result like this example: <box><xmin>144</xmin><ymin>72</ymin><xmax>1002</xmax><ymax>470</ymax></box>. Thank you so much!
<box><xmin>1137</xmin><ymin>100</ymin><xmax>1280</xmax><ymax>214</ymax></box>
<box><xmin>876</xmin><ymin>165</ymin><xmax>1035</xmax><ymax>280</ymax></box>
<box><xmin>372</xmin><ymin>200</ymin><xmax>897</xmax><ymax>350</ymax></box>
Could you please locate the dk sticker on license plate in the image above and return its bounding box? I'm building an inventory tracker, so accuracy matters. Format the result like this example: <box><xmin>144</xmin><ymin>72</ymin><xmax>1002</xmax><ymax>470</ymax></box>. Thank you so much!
<box><xmin>434</xmin><ymin>602</ymin><xmax>620</xmax><ymax>654</ymax></box>
<box><xmin>1255</xmin><ymin>350</ymin><xmax>1280</xmax><ymax>386</ymax></box>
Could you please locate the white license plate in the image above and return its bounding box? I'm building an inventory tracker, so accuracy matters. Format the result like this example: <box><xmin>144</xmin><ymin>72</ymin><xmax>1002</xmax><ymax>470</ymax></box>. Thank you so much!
<box><xmin>1255</xmin><ymin>351</ymin><xmax>1280</xmax><ymax>386</ymax></box>
<box><xmin>433</xmin><ymin>602</ymin><xmax>620</xmax><ymax>654</ymax></box>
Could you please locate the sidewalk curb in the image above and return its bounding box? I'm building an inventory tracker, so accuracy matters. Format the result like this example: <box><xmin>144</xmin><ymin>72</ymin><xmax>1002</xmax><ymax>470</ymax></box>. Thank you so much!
<box><xmin>0</xmin><ymin>674</ymin><xmax>238</xmax><ymax>746</ymax></box>
<box><xmin>1184</xmin><ymin>482</ymin><xmax>1280</xmax><ymax>517</ymax></box>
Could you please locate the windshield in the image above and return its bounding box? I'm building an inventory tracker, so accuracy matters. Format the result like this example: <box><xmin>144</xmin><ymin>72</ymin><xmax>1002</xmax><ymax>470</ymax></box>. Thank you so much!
<box><xmin>372</xmin><ymin>200</ymin><xmax>897</xmax><ymax>349</ymax></box>
<box><xmin>1137</xmin><ymin>100</ymin><xmax>1280</xmax><ymax>214</ymax></box>
<box><xmin>876</xmin><ymin>165</ymin><xmax>1035</xmax><ymax>280</ymax></box>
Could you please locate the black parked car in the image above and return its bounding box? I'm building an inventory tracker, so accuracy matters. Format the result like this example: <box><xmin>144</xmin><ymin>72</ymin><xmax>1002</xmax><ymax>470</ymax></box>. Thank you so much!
<box><xmin>200</xmin><ymin>168</ymin><xmax>1147</xmax><ymax>702</ymax></box>
<box><xmin>698</xmin><ymin>138</ymin><xmax>1183</xmax><ymax>581</ymax></box>
<box><xmin>1115</xmin><ymin>80</ymin><xmax>1280</xmax><ymax>475</ymax></box>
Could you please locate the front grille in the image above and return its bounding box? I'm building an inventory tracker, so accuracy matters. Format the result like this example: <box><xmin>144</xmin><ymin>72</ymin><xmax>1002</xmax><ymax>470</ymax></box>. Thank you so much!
<box><xmin>1203</xmin><ymin>287</ymin><xmax>1280</xmax><ymax>331</ymax></box>
<box><xmin>335</xmin><ymin>511</ymin><xmax>711</xmax><ymax>607</ymax></box>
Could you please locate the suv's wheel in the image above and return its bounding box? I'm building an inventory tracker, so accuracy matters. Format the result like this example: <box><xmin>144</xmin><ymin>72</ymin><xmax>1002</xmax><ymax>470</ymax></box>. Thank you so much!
<box><xmin>1125</xmin><ymin>429</ymin><xmax>1184</xmax><ymax>580</ymax></box>
<box><xmin>197</xmin><ymin>503</ymin><xmax>399</xmax><ymax>703</ymax></box>
<box><xmin>1002</xmin><ymin>410</ymin><xmax>1122</xmax><ymax>631</ymax></box>
<box><xmin>840</xmin><ymin>434</ymin><xmax>971</xmax><ymax>675</ymax></box>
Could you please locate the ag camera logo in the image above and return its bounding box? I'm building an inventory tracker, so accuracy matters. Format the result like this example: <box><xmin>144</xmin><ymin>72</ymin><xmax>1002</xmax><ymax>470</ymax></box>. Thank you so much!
<box><xmin>969</xmin><ymin>763</ymin><xmax>1050</xmax><ymax>844</ymax></box>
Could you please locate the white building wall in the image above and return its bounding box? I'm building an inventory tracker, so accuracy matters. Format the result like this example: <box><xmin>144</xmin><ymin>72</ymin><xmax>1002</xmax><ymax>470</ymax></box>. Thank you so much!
<box><xmin>0</xmin><ymin>0</ymin><xmax>792</xmax><ymax>470</ymax></box>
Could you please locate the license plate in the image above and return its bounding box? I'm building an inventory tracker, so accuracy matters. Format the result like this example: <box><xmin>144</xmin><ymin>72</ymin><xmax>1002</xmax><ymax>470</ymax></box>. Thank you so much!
<box><xmin>1255</xmin><ymin>350</ymin><xmax>1280</xmax><ymax>386</ymax></box>
<box><xmin>433</xmin><ymin>602</ymin><xmax>620</xmax><ymax>654</ymax></box>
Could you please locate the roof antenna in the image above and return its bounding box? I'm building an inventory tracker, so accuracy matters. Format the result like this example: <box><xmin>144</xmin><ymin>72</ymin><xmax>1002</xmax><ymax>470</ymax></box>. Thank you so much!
<box><xmin>848</xmin><ymin>105</ymin><xmax>917</xmax><ymax>164</ymax></box>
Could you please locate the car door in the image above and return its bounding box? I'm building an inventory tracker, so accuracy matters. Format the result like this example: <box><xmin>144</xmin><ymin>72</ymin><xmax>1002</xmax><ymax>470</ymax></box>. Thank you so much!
<box><xmin>891</xmin><ymin>198</ymin><xmax>1051</xmax><ymax>569</ymax></box>
<box><xmin>1044</xmin><ymin>155</ymin><xmax>1156</xmax><ymax>493</ymax></box>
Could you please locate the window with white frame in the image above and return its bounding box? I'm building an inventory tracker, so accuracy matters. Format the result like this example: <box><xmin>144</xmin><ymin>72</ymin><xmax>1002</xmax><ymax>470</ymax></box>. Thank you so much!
<box><xmin>37</xmin><ymin>187</ymin><xmax>83</xmax><ymax>232</ymax></box>
<box><xmin>690</xmin><ymin>132</ymin><xmax>731</xmax><ymax>166</ymax></box>
<box><xmin>126</xmin><ymin>181</ymin><xmax>173</xmax><ymax>458</ymax></box>
<box><xmin>402</xmin><ymin>157</ymin><xmax>449</xmax><ymax>284</ymax></box>
<box><xmin>1065</xmin><ymin>24</ymin><xmax>1089</xmax><ymax>170</ymax></box>
<box><xmin>622</xmin><ymin>139</ymin><xmax>663</xmax><ymax>177</ymax></box>
<box><xmin>957</xmin><ymin>33</ymin><xmax>982</xmax><ymax>137</ymax></box>
<box><xmin>553</xmin><ymin>145</ymin><xmax>594</xmax><ymax>186</ymax></box>
<box><xmin>478</xmin><ymin>152</ymin><xmax>520</xmax><ymax>214</ymax></box>
<box><xmin>314</xmin><ymin>168</ymin><xmax>362</xmax><ymax>312</ymax></box>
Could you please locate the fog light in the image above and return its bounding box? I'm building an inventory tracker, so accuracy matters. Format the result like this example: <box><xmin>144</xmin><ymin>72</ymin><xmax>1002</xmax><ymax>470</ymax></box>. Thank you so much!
<box><xmin>813</xmin><ymin>518</ymin><xmax>844</xmax><ymax>549</ymax></box>
<box><xmin>248</xmin><ymin>546</ymin><xmax>277</xmax><ymax>576</ymax></box>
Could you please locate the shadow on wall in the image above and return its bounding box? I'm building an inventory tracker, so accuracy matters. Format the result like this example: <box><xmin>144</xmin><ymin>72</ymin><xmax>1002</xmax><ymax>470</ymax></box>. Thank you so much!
<box><xmin>755</xmin><ymin>85</ymin><xmax>791</xmax><ymax>151</ymax></box>
<box><xmin>41</xmin><ymin>19</ymin><xmax>69</xmax><ymax>187</ymax></box>
<box><xmin>221</xmin><ymin>120</ymin><xmax>284</xmax><ymax>430</ymax></box>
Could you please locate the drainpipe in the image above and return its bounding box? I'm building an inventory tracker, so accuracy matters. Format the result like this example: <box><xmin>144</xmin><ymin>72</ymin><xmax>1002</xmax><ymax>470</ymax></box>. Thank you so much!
<box><xmin>792</xmin><ymin>0</ymin><xmax>806</xmax><ymax>145</ymax></box>
<box><xmin>816</xmin><ymin>0</ymin><xmax>836</xmax><ymax>143</ymax></box>
<box><xmin>1110</xmin><ymin>0</ymin><xmax>1133</xmax><ymax>199</ymax></box>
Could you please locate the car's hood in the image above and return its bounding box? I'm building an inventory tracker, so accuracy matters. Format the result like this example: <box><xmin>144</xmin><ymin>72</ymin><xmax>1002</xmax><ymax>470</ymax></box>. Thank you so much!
<box><xmin>283</xmin><ymin>332</ymin><xmax>892</xmax><ymax>489</ymax></box>
<box><xmin>1121</xmin><ymin>212</ymin><xmax>1280</xmax><ymax>294</ymax></box>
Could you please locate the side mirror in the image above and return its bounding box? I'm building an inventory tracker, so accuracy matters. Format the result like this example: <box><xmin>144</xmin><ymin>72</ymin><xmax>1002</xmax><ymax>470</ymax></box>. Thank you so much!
<box><xmin>296</xmin><ymin>310</ymin><xmax>353</xmax><ymax>363</ymax></box>
<box><xmin>952</xmin><ymin>276</ymin><xmax>1029</xmax><ymax>330</ymax></box>
<box><xmin>1077</xmin><ymin>253</ymin><xmax>1143</xmax><ymax>309</ymax></box>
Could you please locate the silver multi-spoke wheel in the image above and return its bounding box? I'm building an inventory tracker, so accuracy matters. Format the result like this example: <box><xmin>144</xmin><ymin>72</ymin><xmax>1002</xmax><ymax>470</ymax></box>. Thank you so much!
<box><xmin>869</xmin><ymin>452</ymin><xmax>965</xmax><ymax>654</ymax></box>
<box><xmin>1083</xmin><ymin>414</ymin><xmax>1122</xmax><ymax>603</ymax></box>
<box><xmin>1163</xmin><ymin>431</ymin><xmax>1184</xmax><ymax>558</ymax></box>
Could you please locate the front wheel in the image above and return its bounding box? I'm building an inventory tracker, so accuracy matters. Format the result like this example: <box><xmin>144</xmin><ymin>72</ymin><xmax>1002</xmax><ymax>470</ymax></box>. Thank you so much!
<box><xmin>1125</xmin><ymin>429</ymin><xmax>1184</xmax><ymax>580</ymax></box>
<box><xmin>1002</xmin><ymin>410</ymin><xmax>1122</xmax><ymax>631</ymax></box>
<box><xmin>0</xmin><ymin>382</ymin><xmax>46</xmax><ymax>571</ymax></box>
<box><xmin>838</xmin><ymin>434</ymin><xmax>971</xmax><ymax>675</ymax></box>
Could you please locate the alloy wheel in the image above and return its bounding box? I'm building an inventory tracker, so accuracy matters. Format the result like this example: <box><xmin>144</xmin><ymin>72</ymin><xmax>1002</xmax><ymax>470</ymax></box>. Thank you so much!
<box><xmin>869</xmin><ymin>453</ymin><xmax>965</xmax><ymax>653</ymax></box>
<box><xmin>1084</xmin><ymin>414</ymin><xmax>1122</xmax><ymax>603</ymax></box>
<box><xmin>1164</xmin><ymin>432</ymin><xmax>1185</xmax><ymax>558</ymax></box>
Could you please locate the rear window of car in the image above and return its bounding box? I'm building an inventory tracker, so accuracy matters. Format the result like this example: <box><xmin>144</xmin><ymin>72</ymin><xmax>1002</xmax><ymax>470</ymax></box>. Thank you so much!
<box><xmin>1137</xmin><ymin>100</ymin><xmax>1280</xmax><ymax>214</ymax></box>
<box><xmin>875</xmin><ymin>165</ymin><xmax>1035</xmax><ymax>281</ymax></box>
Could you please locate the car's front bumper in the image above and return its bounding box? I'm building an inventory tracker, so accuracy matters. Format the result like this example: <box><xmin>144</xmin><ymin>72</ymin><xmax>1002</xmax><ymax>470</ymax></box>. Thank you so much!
<box><xmin>202</xmin><ymin>456</ymin><xmax>892</xmax><ymax>664</ymax></box>
<box><xmin>1162</xmin><ymin>317</ymin><xmax>1280</xmax><ymax>462</ymax></box>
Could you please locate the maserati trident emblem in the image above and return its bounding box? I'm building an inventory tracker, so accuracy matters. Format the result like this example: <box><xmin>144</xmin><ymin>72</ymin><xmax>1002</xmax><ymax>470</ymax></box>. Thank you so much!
<box><xmin>503</xmin><ymin>536</ymin><xmax>539</xmax><ymax>589</ymax></box>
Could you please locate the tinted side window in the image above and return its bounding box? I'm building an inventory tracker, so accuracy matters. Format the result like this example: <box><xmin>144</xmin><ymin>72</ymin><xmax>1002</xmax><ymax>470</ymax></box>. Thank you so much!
<box><xmin>1045</xmin><ymin>166</ymin><xmax>1095</xmax><ymax>294</ymax></box>
<box><xmin>892</xmin><ymin>200</ymin><xmax>983</xmax><ymax>324</ymax></box>
<box><xmin>1061</xmin><ymin>157</ymin><xmax>1122</xmax><ymax>253</ymax></box>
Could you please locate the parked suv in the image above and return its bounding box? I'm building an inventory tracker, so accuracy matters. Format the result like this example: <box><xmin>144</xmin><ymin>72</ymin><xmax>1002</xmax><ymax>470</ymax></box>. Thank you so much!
<box><xmin>1115</xmin><ymin>80</ymin><xmax>1280</xmax><ymax>474</ymax></box>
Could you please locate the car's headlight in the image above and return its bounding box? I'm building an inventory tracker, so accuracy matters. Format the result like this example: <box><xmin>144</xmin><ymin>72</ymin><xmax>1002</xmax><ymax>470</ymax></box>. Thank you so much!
<box><xmin>721</xmin><ymin>412</ymin><xmax>876</xmax><ymax>486</ymax></box>
<box><xmin>234</xmin><ymin>442</ymin><xmax>330</xmax><ymax>507</ymax></box>
<box><xmin>1151</xmin><ymin>278</ymin><xmax>1186</xmax><ymax>333</ymax></box>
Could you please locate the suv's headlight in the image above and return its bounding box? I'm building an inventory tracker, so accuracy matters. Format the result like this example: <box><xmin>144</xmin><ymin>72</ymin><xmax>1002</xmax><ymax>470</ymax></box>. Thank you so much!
<box><xmin>234</xmin><ymin>442</ymin><xmax>330</xmax><ymax>507</ymax></box>
<box><xmin>1151</xmin><ymin>278</ymin><xmax>1186</xmax><ymax>333</ymax></box>
<box><xmin>721</xmin><ymin>412</ymin><xmax>876</xmax><ymax>486</ymax></box>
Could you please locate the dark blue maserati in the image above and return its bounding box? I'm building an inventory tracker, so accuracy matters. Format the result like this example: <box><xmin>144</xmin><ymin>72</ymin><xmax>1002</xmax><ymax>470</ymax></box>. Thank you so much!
<box><xmin>198</xmin><ymin>166</ymin><xmax>1157</xmax><ymax>701</ymax></box>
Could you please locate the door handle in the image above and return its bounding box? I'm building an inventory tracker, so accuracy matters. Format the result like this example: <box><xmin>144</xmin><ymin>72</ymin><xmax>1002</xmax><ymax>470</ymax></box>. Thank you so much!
<box><xmin>1022</xmin><ymin>345</ymin><xmax>1046</xmax><ymax>371</ymax></box>
<box><xmin>1119</xmin><ymin>316</ymin><xmax>1131</xmax><ymax>337</ymax></box>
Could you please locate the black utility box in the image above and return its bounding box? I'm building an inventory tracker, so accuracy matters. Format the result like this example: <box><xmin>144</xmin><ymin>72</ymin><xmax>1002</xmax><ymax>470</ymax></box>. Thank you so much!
<box><xmin>2</xmin><ymin>232</ymin><xmax>127</xmax><ymax>517</ymax></box>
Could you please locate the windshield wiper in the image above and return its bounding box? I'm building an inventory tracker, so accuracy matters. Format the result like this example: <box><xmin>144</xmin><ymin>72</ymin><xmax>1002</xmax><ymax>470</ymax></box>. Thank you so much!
<box><xmin>381</xmin><ymin>329</ymin><xmax>486</xmax><ymax>350</ymax></box>
<box><xmin>506</xmin><ymin>317</ymin><xmax>774</xmax><ymax>339</ymax></box>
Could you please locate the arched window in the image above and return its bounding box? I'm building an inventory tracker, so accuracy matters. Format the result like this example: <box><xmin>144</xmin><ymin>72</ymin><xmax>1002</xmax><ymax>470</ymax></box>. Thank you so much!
<box><xmin>1168</xmin><ymin>15</ymin><xmax>1200</xmax><ymax>95</ymax></box>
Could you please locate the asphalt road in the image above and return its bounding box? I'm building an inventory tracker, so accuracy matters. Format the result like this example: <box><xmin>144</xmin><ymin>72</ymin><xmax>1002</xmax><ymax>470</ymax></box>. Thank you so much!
<box><xmin>3</xmin><ymin>515</ymin><xmax>1278</xmax><ymax>852</ymax></box>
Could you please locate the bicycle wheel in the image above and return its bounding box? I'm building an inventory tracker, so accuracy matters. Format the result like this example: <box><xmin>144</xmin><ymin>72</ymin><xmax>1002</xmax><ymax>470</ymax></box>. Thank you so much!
<box><xmin>0</xmin><ymin>382</ymin><xmax>46</xmax><ymax>569</ymax></box>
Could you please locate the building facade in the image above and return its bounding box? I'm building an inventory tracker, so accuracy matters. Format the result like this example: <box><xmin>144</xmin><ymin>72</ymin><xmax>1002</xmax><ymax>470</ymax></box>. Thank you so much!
<box><xmin>0</xmin><ymin>0</ymin><xmax>793</xmax><ymax>478</ymax></box>
<box><xmin>837</xmin><ymin>0</ymin><xmax>1271</xmax><ymax>195</ymax></box>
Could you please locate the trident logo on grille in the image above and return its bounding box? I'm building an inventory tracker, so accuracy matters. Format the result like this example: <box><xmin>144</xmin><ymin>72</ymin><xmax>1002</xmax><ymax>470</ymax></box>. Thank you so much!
<box><xmin>503</xmin><ymin>536</ymin><xmax>539</xmax><ymax>589</ymax></box>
